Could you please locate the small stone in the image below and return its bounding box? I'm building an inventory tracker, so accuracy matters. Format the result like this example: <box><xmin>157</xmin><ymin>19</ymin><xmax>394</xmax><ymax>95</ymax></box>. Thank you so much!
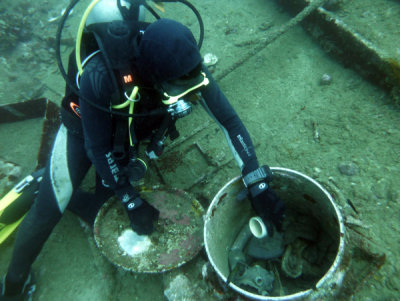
<box><xmin>313</xmin><ymin>167</ymin><xmax>322</xmax><ymax>177</ymax></box>
<box><xmin>201</xmin><ymin>261</ymin><xmax>214</xmax><ymax>280</ymax></box>
<box><xmin>0</xmin><ymin>160</ymin><xmax>22</xmax><ymax>191</ymax></box>
<box><xmin>7</xmin><ymin>164</ymin><xmax>22</xmax><ymax>179</ymax></box>
<box><xmin>203</xmin><ymin>53</ymin><xmax>218</xmax><ymax>67</ymax></box>
<box><xmin>164</xmin><ymin>274</ymin><xmax>195</xmax><ymax>301</ymax></box>
<box><xmin>320</xmin><ymin>73</ymin><xmax>332</xmax><ymax>85</ymax></box>
<box><xmin>372</xmin><ymin>179</ymin><xmax>388</xmax><ymax>199</ymax></box>
<box><xmin>338</xmin><ymin>162</ymin><xmax>360</xmax><ymax>176</ymax></box>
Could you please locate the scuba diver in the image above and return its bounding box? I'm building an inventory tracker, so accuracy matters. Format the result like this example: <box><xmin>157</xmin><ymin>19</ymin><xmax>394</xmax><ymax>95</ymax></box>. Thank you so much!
<box><xmin>0</xmin><ymin>0</ymin><xmax>285</xmax><ymax>299</ymax></box>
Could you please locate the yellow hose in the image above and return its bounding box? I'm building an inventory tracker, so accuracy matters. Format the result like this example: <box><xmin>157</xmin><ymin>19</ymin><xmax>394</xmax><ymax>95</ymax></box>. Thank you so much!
<box><xmin>110</xmin><ymin>86</ymin><xmax>139</xmax><ymax>146</ymax></box>
<box><xmin>76</xmin><ymin>0</ymin><xmax>102</xmax><ymax>75</ymax></box>
<box><xmin>112</xmin><ymin>86</ymin><xmax>139</xmax><ymax>109</ymax></box>
<box><xmin>75</xmin><ymin>1</ymin><xmax>140</xmax><ymax>147</ymax></box>
<box><xmin>127</xmin><ymin>86</ymin><xmax>139</xmax><ymax>146</ymax></box>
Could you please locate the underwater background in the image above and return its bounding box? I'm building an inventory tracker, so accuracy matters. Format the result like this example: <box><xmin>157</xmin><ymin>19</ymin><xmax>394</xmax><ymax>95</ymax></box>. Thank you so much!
<box><xmin>1</xmin><ymin>0</ymin><xmax>400</xmax><ymax>300</ymax></box>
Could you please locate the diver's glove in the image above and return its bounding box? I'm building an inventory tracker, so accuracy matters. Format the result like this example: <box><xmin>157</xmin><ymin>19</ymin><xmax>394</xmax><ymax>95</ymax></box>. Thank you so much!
<box><xmin>116</xmin><ymin>175</ymin><xmax>159</xmax><ymax>235</ymax></box>
<box><xmin>122</xmin><ymin>195</ymin><xmax>160</xmax><ymax>235</ymax></box>
<box><xmin>249</xmin><ymin>184</ymin><xmax>285</xmax><ymax>233</ymax></box>
<box><xmin>244</xmin><ymin>166</ymin><xmax>285</xmax><ymax>235</ymax></box>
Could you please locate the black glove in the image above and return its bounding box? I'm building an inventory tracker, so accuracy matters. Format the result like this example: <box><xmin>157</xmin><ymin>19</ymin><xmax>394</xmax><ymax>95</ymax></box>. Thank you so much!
<box><xmin>123</xmin><ymin>196</ymin><xmax>160</xmax><ymax>235</ymax></box>
<box><xmin>248</xmin><ymin>181</ymin><xmax>285</xmax><ymax>235</ymax></box>
<box><xmin>115</xmin><ymin>172</ymin><xmax>159</xmax><ymax>234</ymax></box>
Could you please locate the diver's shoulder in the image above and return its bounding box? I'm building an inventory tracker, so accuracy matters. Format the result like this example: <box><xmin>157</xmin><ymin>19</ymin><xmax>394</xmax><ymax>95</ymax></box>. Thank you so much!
<box><xmin>80</xmin><ymin>54</ymin><xmax>113</xmax><ymax>96</ymax></box>
<box><xmin>82</xmin><ymin>54</ymin><xmax>109</xmax><ymax>77</ymax></box>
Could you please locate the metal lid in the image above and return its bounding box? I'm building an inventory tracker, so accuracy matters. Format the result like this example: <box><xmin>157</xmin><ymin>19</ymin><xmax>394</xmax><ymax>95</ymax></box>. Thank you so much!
<box><xmin>94</xmin><ymin>188</ymin><xmax>204</xmax><ymax>273</ymax></box>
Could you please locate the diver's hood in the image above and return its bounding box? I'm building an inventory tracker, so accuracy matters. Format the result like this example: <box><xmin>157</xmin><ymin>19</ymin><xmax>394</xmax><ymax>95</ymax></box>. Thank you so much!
<box><xmin>137</xmin><ymin>18</ymin><xmax>202</xmax><ymax>83</ymax></box>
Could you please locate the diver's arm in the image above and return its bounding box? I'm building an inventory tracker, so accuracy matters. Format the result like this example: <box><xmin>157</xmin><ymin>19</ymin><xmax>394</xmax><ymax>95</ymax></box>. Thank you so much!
<box><xmin>200</xmin><ymin>67</ymin><xmax>259</xmax><ymax>175</ymax></box>
<box><xmin>200</xmin><ymin>68</ymin><xmax>285</xmax><ymax>233</ymax></box>
<box><xmin>79</xmin><ymin>57</ymin><xmax>136</xmax><ymax>197</ymax></box>
<box><xmin>79</xmin><ymin>61</ymin><xmax>158</xmax><ymax>234</ymax></box>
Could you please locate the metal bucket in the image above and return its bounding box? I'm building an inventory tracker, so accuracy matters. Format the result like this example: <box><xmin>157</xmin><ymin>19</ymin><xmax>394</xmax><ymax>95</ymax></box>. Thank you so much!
<box><xmin>204</xmin><ymin>167</ymin><xmax>346</xmax><ymax>300</ymax></box>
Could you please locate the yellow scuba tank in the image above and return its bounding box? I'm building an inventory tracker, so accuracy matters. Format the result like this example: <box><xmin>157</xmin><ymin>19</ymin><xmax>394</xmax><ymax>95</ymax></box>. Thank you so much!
<box><xmin>0</xmin><ymin>169</ymin><xmax>44</xmax><ymax>244</ymax></box>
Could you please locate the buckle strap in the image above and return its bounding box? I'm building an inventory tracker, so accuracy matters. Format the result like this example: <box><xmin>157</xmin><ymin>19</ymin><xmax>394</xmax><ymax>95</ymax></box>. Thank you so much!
<box><xmin>123</xmin><ymin>196</ymin><xmax>143</xmax><ymax>211</ymax></box>
<box><xmin>243</xmin><ymin>165</ymin><xmax>272</xmax><ymax>188</ymax></box>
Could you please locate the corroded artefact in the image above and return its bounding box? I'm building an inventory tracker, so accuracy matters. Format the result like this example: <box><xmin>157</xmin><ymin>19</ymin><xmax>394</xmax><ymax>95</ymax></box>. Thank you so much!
<box><xmin>234</xmin><ymin>265</ymin><xmax>275</xmax><ymax>296</ymax></box>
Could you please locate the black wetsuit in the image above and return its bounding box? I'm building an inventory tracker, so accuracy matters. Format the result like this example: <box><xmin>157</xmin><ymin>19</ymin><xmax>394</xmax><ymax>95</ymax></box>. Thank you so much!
<box><xmin>5</xmin><ymin>53</ymin><xmax>259</xmax><ymax>286</ymax></box>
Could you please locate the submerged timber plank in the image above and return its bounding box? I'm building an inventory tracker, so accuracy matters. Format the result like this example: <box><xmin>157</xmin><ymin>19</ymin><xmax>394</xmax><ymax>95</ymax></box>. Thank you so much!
<box><xmin>0</xmin><ymin>98</ymin><xmax>48</xmax><ymax>124</ymax></box>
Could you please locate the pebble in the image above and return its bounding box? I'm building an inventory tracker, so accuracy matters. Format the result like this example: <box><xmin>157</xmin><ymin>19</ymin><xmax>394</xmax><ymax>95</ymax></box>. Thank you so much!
<box><xmin>312</xmin><ymin>167</ymin><xmax>322</xmax><ymax>178</ymax></box>
<box><xmin>320</xmin><ymin>73</ymin><xmax>332</xmax><ymax>85</ymax></box>
<box><xmin>164</xmin><ymin>274</ymin><xmax>195</xmax><ymax>301</ymax></box>
<box><xmin>0</xmin><ymin>160</ymin><xmax>22</xmax><ymax>179</ymax></box>
<box><xmin>0</xmin><ymin>159</ymin><xmax>22</xmax><ymax>194</ymax></box>
<box><xmin>372</xmin><ymin>179</ymin><xmax>388</xmax><ymax>199</ymax></box>
<box><xmin>203</xmin><ymin>53</ymin><xmax>218</xmax><ymax>67</ymax></box>
<box><xmin>338</xmin><ymin>162</ymin><xmax>360</xmax><ymax>176</ymax></box>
